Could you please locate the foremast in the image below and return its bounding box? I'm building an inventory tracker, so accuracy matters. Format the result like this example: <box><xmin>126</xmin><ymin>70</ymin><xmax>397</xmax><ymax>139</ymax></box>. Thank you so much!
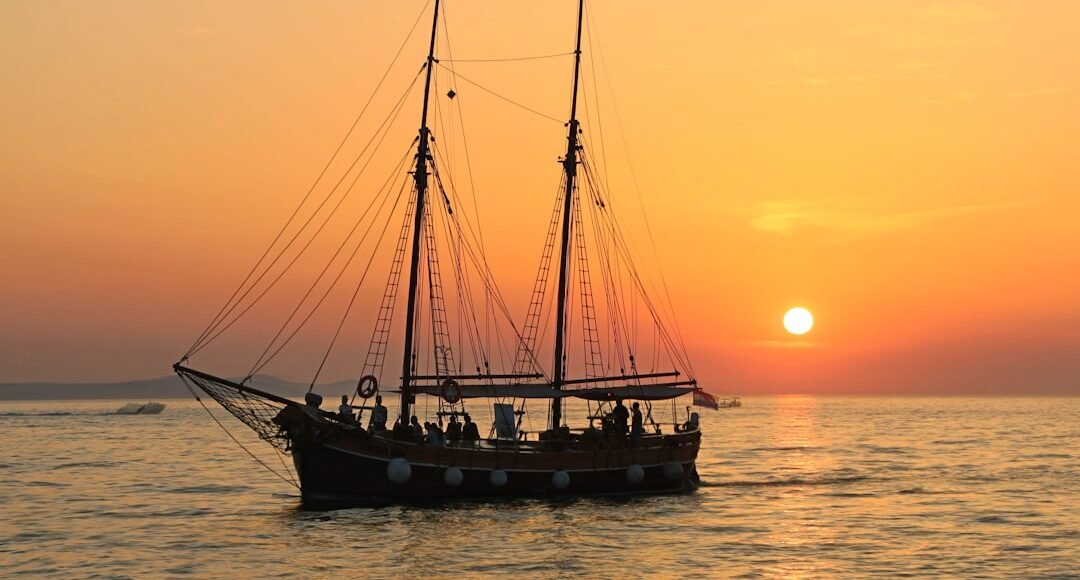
<box><xmin>551</xmin><ymin>0</ymin><xmax>586</xmax><ymax>432</ymax></box>
<box><xmin>400</xmin><ymin>0</ymin><xmax>441</xmax><ymax>426</ymax></box>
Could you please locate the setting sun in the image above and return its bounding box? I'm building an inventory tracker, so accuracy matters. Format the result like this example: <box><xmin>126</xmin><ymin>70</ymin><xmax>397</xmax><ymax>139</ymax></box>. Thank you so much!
<box><xmin>783</xmin><ymin>307</ymin><xmax>814</xmax><ymax>336</ymax></box>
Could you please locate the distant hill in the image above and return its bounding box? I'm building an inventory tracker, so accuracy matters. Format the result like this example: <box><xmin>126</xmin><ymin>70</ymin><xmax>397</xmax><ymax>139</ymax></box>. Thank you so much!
<box><xmin>0</xmin><ymin>375</ymin><xmax>356</xmax><ymax>401</ymax></box>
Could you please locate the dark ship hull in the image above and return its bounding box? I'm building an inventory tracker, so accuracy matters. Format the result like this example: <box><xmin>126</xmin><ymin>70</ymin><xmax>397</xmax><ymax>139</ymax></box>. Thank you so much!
<box><xmin>277</xmin><ymin>406</ymin><xmax>701</xmax><ymax>507</ymax></box>
<box><xmin>177</xmin><ymin>365</ymin><xmax>704</xmax><ymax>507</ymax></box>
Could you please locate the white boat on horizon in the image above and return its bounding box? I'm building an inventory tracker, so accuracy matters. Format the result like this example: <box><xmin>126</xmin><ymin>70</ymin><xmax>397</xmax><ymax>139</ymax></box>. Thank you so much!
<box><xmin>116</xmin><ymin>402</ymin><xmax>166</xmax><ymax>415</ymax></box>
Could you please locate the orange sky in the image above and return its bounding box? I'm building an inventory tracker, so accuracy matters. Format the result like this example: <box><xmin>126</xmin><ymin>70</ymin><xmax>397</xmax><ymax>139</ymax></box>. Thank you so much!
<box><xmin>2</xmin><ymin>1</ymin><xmax>1078</xmax><ymax>394</ymax></box>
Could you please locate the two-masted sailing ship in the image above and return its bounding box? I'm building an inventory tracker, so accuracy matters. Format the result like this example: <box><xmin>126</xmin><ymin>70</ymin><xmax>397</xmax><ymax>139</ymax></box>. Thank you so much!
<box><xmin>175</xmin><ymin>0</ymin><xmax>728</xmax><ymax>506</ymax></box>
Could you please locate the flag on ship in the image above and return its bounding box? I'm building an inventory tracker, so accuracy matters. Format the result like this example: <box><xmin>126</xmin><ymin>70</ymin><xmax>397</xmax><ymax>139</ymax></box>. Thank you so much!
<box><xmin>693</xmin><ymin>389</ymin><xmax>720</xmax><ymax>410</ymax></box>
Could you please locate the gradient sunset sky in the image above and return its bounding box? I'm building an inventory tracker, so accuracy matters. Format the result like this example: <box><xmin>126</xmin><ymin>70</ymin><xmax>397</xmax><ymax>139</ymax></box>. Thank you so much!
<box><xmin>2</xmin><ymin>1</ymin><xmax>1077</xmax><ymax>395</ymax></box>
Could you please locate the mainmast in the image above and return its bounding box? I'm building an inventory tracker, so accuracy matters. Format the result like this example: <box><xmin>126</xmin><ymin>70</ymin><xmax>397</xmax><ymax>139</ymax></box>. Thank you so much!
<box><xmin>551</xmin><ymin>0</ymin><xmax>585</xmax><ymax>432</ymax></box>
<box><xmin>400</xmin><ymin>0</ymin><xmax>441</xmax><ymax>425</ymax></box>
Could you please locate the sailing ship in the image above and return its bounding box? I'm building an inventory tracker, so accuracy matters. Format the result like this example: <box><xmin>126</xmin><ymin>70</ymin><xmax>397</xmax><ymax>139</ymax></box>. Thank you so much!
<box><xmin>175</xmin><ymin>0</ymin><xmax>726</xmax><ymax>506</ymax></box>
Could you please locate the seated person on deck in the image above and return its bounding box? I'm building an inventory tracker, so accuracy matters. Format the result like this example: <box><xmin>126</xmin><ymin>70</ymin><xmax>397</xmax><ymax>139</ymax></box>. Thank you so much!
<box><xmin>446</xmin><ymin>414</ymin><xmax>462</xmax><ymax>443</ymax></box>
<box><xmin>392</xmin><ymin>416</ymin><xmax>412</xmax><ymax>439</ymax></box>
<box><xmin>424</xmin><ymin>422</ymin><xmax>445</xmax><ymax>446</ymax></box>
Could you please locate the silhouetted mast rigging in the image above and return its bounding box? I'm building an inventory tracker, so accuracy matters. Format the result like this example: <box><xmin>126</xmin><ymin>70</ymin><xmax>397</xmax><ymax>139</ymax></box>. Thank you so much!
<box><xmin>172</xmin><ymin>0</ymin><xmax>724</xmax><ymax>507</ymax></box>
<box><xmin>399</xmin><ymin>0</ymin><xmax>442</xmax><ymax>425</ymax></box>
<box><xmin>551</xmin><ymin>0</ymin><xmax>586</xmax><ymax>431</ymax></box>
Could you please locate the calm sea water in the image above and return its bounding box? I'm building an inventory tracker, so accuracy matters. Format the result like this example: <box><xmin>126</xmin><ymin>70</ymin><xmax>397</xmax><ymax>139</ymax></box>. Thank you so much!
<box><xmin>1</xmin><ymin>396</ymin><xmax>1077</xmax><ymax>578</ymax></box>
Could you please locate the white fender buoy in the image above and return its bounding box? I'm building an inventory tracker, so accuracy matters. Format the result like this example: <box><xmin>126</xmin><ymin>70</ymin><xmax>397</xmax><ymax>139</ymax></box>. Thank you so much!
<box><xmin>387</xmin><ymin>457</ymin><xmax>412</xmax><ymax>484</ymax></box>
<box><xmin>552</xmin><ymin>470</ymin><xmax>570</xmax><ymax>490</ymax></box>
<box><xmin>444</xmin><ymin>466</ymin><xmax>464</xmax><ymax>487</ymax></box>
<box><xmin>489</xmin><ymin>469</ymin><xmax>508</xmax><ymax>488</ymax></box>
<box><xmin>626</xmin><ymin>463</ymin><xmax>645</xmax><ymax>484</ymax></box>
<box><xmin>663</xmin><ymin>461</ymin><xmax>683</xmax><ymax>481</ymax></box>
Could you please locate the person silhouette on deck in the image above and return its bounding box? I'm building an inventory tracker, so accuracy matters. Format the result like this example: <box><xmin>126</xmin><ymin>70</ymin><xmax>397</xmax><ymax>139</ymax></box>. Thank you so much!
<box><xmin>338</xmin><ymin>395</ymin><xmax>354</xmax><ymax>424</ymax></box>
<box><xmin>611</xmin><ymin>399</ymin><xmax>630</xmax><ymax>435</ymax></box>
<box><xmin>461</xmin><ymin>413</ymin><xmax>480</xmax><ymax>444</ymax></box>
<box><xmin>631</xmin><ymin>402</ymin><xmax>644</xmax><ymax>437</ymax></box>
<box><xmin>425</xmin><ymin>422</ymin><xmax>445</xmax><ymax>446</ymax></box>
<box><xmin>410</xmin><ymin>415</ymin><xmax>424</xmax><ymax>439</ymax></box>
<box><xmin>446</xmin><ymin>414</ymin><xmax>462</xmax><ymax>443</ymax></box>
<box><xmin>369</xmin><ymin>395</ymin><xmax>388</xmax><ymax>431</ymax></box>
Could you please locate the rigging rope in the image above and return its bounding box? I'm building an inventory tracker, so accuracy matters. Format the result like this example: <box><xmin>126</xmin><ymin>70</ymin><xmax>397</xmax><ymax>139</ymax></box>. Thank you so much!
<box><xmin>188</xmin><ymin>68</ymin><xmax>424</xmax><ymax>359</ymax></box>
<box><xmin>584</xmin><ymin>10</ymin><xmax>697</xmax><ymax>378</ymax></box>
<box><xmin>180</xmin><ymin>376</ymin><xmax>300</xmax><ymax>490</ymax></box>
<box><xmin>584</xmin><ymin>3</ymin><xmax>611</xmax><ymax>190</ymax></box>
<box><xmin>250</xmin><ymin>146</ymin><xmax>415</xmax><ymax>377</ymax></box>
<box><xmin>311</xmin><ymin>173</ymin><xmax>414</xmax><ymax>388</ymax></box>
<box><xmin>581</xmin><ymin>151</ymin><xmax>633</xmax><ymax>373</ymax></box>
<box><xmin>183</xmin><ymin>1</ymin><xmax>432</xmax><ymax>360</ymax></box>
<box><xmin>437</xmin><ymin>7</ymin><xmax>492</xmax><ymax>357</ymax></box>
<box><xmin>434</xmin><ymin>62</ymin><xmax>563</xmax><ymax>123</ymax></box>
<box><xmin>442</xmin><ymin>51</ymin><xmax>573</xmax><ymax>63</ymax></box>
<box><xmin>430</xmin><ymin>151</ymin><xmax>490</xmax><ymax>374</ymax></box>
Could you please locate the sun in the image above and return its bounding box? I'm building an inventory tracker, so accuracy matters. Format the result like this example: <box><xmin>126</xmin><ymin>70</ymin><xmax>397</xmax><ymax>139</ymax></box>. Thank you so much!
<box><xmin>783</xmin><ymin>307</ymin><xmax>814</xmax><ymax>335</ymax></box>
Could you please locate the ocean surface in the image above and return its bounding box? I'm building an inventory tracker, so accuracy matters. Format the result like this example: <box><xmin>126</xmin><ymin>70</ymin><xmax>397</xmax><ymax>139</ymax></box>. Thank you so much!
<box><xmin>1</xmin><ymin>396</ymin><xmax>1077</xmax><ymax>578</ymax></box>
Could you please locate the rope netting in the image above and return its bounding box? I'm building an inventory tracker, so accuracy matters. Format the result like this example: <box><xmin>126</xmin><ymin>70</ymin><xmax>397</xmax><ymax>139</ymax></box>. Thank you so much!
<box><xmin>178</xmin><ymin>369</ymin><xmax>292</xmax><ymax>453</ymax></box>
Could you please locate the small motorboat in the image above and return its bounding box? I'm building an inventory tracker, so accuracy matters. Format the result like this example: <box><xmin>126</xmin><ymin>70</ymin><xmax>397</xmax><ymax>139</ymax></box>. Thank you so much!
<box><xmin>116</xmin><ymin>402</ymin><xmax>166</xmax><ymax>415</ymax></box>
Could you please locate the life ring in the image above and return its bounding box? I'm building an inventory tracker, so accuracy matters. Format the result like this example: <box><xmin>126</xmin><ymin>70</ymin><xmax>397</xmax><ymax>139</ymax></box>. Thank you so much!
<box><xmin>356</xmin><ymin>375</ymin><xmax>379</xmax><ymax>399</ymax></box>
<box><xmin>440</xmin><ymin>378</ymin><xmax>462</xmax><ymax>404</ymax></box>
